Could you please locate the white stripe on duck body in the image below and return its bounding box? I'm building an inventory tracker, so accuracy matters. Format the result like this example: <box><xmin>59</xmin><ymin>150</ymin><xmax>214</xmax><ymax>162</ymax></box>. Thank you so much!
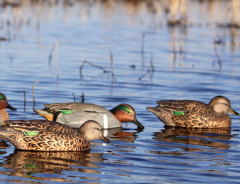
<box><xmin>147</xmin><ymin>96</ymin><xmax>239</xmax><ymax>128</ymax></box>
<box><xmin>0</xmin><ymin>120</ymin><xmax>110</xmax><ymax>151</ymax></box>
<box><xmin>33</xmin><ymin>103</ymin><xmax>144</xmax><ymax>129</ymax></box>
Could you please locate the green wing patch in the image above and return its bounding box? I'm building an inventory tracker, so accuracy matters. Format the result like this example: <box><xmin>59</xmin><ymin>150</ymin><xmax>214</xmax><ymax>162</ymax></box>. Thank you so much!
<box><xmin>25</xmin><ymin>131</ymin><xmax>39</xmax><ymax>136</ymax></box>
<box><xmin>60</xmin><ymin>110</ymin><xmax>74</xmax><ymax>115</ymax></box>
<box><xmin>172</xmin><ymin>111</ymin><xmax>185</xmax><ymax>115</ymax></box>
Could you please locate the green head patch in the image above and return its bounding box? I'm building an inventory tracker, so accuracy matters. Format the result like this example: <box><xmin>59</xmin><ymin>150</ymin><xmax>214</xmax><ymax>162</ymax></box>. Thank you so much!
<box><xmin>60</xmin><ymin>110</ymin><xmax>74</xmax><ymax>115</ymax></box>
<box><xmin>0</xmin><ymin>94</ymin><xmax>6</xmax><ymax>101</ymax></box>
<box><xmin>172</xmin><ymin>111</ymin><xmax>185</xmax><ymax>115</ymax></box>
<box><xmin>25</xmin><ymin>131</ymin><xmax>39</xmax><ymax>136</ymax></box>
<box><xmin>113</xmin><ymin>105</ymin><xmax>133</xmax><ymax>115</ymax></box>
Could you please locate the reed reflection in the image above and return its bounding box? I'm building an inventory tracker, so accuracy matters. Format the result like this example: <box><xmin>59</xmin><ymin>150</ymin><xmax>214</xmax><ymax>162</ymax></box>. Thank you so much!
<box><xmin>0</xmin><ymin>150</ymin><xmax>104</xmax><ymax>181</ymax></box>
<box><xmin>154</xmin><ymin>126</ymin><xmax>232</xmax><ymax>150</ymax></box>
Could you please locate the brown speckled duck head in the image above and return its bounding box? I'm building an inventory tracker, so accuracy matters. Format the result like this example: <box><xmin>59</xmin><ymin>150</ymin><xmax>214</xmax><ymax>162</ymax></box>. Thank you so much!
<box><xmin>79</xmin><ymin>120</ymin><xmax>110</xmax><ymax>143</ymax></box>
<box><xmin>109</xmin><ymin>104</ymin><xmax>144</xmax><ymax>129</ymax></box>
<box><xmin>208</xmin><ymin>96</ymin><xmax>239</xmax><ymax>115</ymax></box>
<box><xmin>0</xmin><ymin>93</ymin><xmax>17</xmax><ymax>111</ymax></box>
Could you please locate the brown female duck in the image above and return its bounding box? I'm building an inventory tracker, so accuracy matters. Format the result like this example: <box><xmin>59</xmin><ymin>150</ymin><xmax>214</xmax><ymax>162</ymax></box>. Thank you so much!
<box><xmin>0</xmin><ymin>120</ymin><xmax>110</xmax><ymax>151</ymax></box>
<box><xmin>147</xmin><ymin>96</ymin><xmax>239</xmax><ymax>128</ymax></box>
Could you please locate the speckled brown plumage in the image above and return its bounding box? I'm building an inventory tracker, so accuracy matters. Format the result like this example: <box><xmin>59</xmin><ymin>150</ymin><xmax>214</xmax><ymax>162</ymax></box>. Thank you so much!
<box><xmin>0</xmin><ymin>110</ymin><xmax>9</xmax><ymax>125</ymax></box>
<box><xmin>147</xmin><ymin>96</ymin><xmax>239</xmax><ymax>128</ymax></box>
<box><xmin>0</xmin><ymin>120</ymin><xmax>110</xmax><ymax>151</ymax></box>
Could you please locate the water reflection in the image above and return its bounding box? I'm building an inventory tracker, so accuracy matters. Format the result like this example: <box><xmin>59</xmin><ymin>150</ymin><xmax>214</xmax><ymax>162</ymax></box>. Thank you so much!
<box><xmin>105</xmin><ymin>127</ymin><xmax>142</xmax><ymax>143</ymax></box>
<box><xmin>1</xmin><ymin>150</ymin><xmax>104</xmax><ymax>182</ymax></box>
<box><xmin>0</xmin><ymin>0</ymin><xmax>239</xmax><ymax>183</ymax></box>
<box><xmin>154</xmin><ymin>126</ymin><xmax>232</xmax><ymax>150</ymax></box>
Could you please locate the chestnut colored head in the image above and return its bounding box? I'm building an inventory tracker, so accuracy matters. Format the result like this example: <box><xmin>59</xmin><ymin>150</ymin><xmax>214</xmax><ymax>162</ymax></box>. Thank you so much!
<box><xmin>0</xmin><ymin>93</ymin><xmax>16</xmax><ymax>111</ymax></box>
<box><xmin>110</xmin><ymin>104</ymin><xmax>144</xmax><ymax>129</ymax></box>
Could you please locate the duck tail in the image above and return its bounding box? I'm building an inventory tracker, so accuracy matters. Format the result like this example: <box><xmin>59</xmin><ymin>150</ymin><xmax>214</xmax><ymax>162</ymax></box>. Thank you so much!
<box><xmin>146</xmin><ymin>107</ymin><xmax>158</xmax><ymax>114</ymax></box>
<box><xmin>33</xmin><ymin>108</ymin><xmax>54</xmax><ymax>121</ymax></box>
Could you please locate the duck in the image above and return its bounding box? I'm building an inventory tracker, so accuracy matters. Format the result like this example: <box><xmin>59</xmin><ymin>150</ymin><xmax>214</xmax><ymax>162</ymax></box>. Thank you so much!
<box><xmin>0</xmin><ymin>92</ymin><xmax>17</xmax><ymax>125</ymax></box>
<box><xmin>146</xmin><ymin>96</ymin><xmax>239</xmax><ymax>128</ymax></box>
<box><xmin>0</xmin><ymin>119</ymin><xmax>110</xmax><ymax>151</ymax></box>
<box><xmin>33</xmin><ymin>103</ymin><xmax>144</xmax><ymax>129</ymax></box>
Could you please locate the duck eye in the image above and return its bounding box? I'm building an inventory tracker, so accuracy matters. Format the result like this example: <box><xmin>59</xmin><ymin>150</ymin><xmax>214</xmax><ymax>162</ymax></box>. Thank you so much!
<box><xmin>125</xmin><ymin>109</ymin><xmax>132</xmax><ymax>115</ymax></box>
<box><xmin>0</xmin><ymin>94</ymin><xmax>6</xmax><ymax>101</ymax></box>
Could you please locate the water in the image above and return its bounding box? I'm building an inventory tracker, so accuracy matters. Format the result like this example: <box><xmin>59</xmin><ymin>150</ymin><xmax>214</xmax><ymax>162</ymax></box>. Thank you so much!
<box><xmin>0</xmin><ymin>0</ymin><xmax>240</xmax><ymax>183</ymax></box>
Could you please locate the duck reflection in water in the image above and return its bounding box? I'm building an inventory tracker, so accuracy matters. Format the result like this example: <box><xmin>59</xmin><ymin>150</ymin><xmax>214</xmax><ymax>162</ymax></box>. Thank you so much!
<box><xmin>1</xmin><ymin>150</ymin><xmax>105</xmax><ymax>182</ymax></box>
<box><xmin>104</xmin><ymin>127</ymin><xmax>142</xmax><ymax>143</ymax></box>
<box><xmin>153</xmin><ymin>126</ymin><xmax>232</xmax><ymax>151</ymax></box>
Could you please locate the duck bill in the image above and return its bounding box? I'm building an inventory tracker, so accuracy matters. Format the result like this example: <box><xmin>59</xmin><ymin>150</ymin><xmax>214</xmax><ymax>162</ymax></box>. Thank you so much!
<box><xmin>228</xmin><ymin>108</ymin><xmax>239</xmax><ymax>115</ymax></box>
<box><xmin>6</xmin><ymin>103</ymin><xmax>17</xmax><ymax>111</ymax></box>
<box><xmin>100</xmin><ymin>135</ymin><xmax>110</xmax><ymax>143</ymax></box>
<box><xmin>132</xmin><ymin>117</ymin><xmax>145</xmax><ymax>129</ymax></box>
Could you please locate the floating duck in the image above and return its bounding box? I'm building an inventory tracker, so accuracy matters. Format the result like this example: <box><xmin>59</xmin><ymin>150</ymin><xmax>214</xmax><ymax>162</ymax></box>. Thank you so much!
<box><xmin>33</xmin><ymin>103</ymin><xmax>144</xmax><ymax>129</ymax></box>
<box><xmin>147</xmin><ymin>96</ymin><xmax>239</xmax><ymax>128</ymax></box>
<box><xmin>0</xmin><ymin>92</ymin><xmax>17</xmax><ymax>125</ymax></box>
<box><xmin>0</xmin><ymin>120</ymin><xmax>110</xmax><ymax>151</ymax></box>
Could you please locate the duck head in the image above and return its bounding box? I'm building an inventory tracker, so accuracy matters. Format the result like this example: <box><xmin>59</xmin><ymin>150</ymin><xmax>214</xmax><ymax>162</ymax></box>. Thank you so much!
<box><xmin>79</xmin><ymin>120</ymin><xmax>110</xmax><ymax>143</ymax></box>
<box><xmin>0</xmin><ymin>93</ymin><xmax>16</xmax><ymax>111</ymax></box>
<box><xmin>208</xmin><ymin>96</ymin><xmax>239</xmax><ymax>115</ymax></box>
<box><xmin>110</xmin><ymin>104</ymin><xmax>144</xmax><ymax>129</ymax></box>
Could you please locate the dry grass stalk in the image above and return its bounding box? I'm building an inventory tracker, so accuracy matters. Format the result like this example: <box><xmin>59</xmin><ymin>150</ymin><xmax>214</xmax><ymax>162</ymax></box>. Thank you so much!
<box><xmin>109</xmin><ymin>49</ymin><xmax>115</xmax><ymax>81</ymax></box>
<box><xmin>79</xmin><ymin>60</ymin><xmax>110</xmax><ymax>78</ymax></box>
<box><xmin>72</xmin><ymin>93</ymin><xmax>76</xmax><ymax>102</ymax></box>
<box><xmin>213</xmin><ymin>43</ymin><xmax>222</xmax><ymax>69</ymax></box>
<box><xmin>139</xmin><ymin>54</ymin><xmax>155</xmax><ymax>80</ymax></box>
<box><xmin>24</xmin><ymin>90</ymin><xmax>26</xmax><ymax>111</ymax></box>
<box><xmin>48</xmin><ymin>44</ymin><xmax>55</xmax><ymax>66</ymax></box>
<box><xmin>81</xmin><ymin>92</ymin><xmax>85</xmax><ymax>103</ymax></box>
<box><xmin>141</xmin><ymin>33</ymin><xmax>145</xmax><ymax>54</ymax></box>
<box><xmin>32</xmin><ymin>81</ymin><xmax>40</xmax><ymax>107</ymax></box>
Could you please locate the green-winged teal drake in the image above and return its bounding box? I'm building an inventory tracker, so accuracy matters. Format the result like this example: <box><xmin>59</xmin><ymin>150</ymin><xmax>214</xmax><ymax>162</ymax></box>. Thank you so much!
<box><xmin>0</xmin><ymin>120</ymin><xmax>110</xmax><ymax>151</ymax></box>
<box><xmin>146</xmin><ymin>96</ymin><xmax>239</xmax><ymax>128</ymax></box>
<box><xmin>33</xmin><ymin>103</ymin><xmax>144</xmax><ymax>129</ymax></box>
<box><xmin>0</xmin><ymin>92</ymin><xmax>17</xmax><ymax>125</ymax></box>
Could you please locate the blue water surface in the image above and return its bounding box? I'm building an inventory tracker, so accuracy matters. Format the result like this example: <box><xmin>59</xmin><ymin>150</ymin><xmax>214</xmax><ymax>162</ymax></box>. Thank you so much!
<box><xmin>0</xmin><ymin>0</ymin><xmax>240</xmax><ymax>183</ymax></box>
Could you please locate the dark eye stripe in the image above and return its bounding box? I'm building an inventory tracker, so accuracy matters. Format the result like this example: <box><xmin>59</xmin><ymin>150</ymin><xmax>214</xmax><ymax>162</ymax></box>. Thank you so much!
<box><xmin>94</xmin><ymin>128</ymin><xmax>101</xmax><ymax>131</ymax></box>
<box><xmin>220</xmin><ymin>102</ymin><xmax>230</xmax><ymax>107</ymax></box>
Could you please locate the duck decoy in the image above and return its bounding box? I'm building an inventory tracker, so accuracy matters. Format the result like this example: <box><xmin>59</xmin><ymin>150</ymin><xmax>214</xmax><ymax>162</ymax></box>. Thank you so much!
<box><xmin>33</xmin><ymin>103</ymin><xmax>144</xmax><ymax>129</ymax></box>
<box><xmin>0</xmin><ymin>120</ymin><xmax>110</xmax><ymax>151</ymax></box>
<box><xmin>147</xmin><ymin>96</ymin><xmax>239</xmax><ymax>128</ymax></box>
<box><xmin>0</xmin><ymin>92</ymin><xmax>17</xmax><ymax>125</ymax></box>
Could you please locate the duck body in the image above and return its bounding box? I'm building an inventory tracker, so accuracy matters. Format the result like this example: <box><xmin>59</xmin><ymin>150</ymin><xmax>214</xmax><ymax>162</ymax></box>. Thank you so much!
<box><xmin>147</xmin><ymin>96</ymin><xmax>239</xmax><ymax>128</ymax></box>
<box><xmin>34</xmin><ymin>103</ymin><xmax>144</xmax><ymax>129</ymax></box>
<box><xmin>0</xmin><ymin>120</ymin><xmax>110</xmax><ymax>151</ymax></box>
